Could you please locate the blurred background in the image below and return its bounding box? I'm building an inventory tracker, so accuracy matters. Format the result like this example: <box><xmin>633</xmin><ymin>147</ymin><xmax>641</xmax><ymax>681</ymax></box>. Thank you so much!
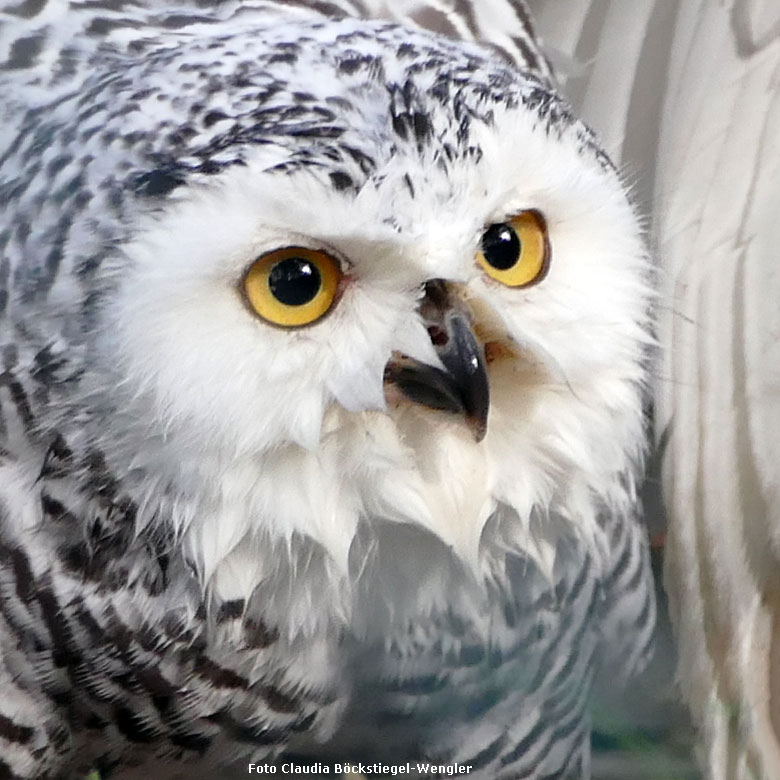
<box><xmin>526</xmin><ymin>3</ymin><xmax>780</xmax><ymax>778</ymax></box>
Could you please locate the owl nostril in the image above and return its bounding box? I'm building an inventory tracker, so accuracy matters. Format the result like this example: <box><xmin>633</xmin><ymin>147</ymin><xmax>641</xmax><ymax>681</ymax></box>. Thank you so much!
<box><xmin>427</xmin><ymin>325</ymin><xmax>448</xmax><ymax>346</ymax></box>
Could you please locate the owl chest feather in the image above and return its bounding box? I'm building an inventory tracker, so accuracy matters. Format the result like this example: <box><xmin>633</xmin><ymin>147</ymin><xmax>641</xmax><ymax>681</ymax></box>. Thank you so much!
<box><xmin>0</xmin><ymin>432</ymin><xmax>598</xmax><ymax>776</ymax></box>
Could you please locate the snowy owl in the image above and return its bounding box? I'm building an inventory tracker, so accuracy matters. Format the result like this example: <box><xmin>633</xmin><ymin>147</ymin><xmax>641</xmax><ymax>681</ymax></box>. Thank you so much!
<box><xmin>0</xmin><ymin>1</ymin><xmax>655</xmax><ymax>778</ymax></box>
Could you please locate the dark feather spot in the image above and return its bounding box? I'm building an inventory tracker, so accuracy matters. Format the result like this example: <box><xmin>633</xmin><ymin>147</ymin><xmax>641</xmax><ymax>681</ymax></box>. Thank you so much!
<box><xmin>4</xmin><ymin>380</ymin><xmax>33</xmax><ymax>430</ymax></box>
<box><xmin>6</xmin><ymin>546</ymin><xmax>35</xmax><ymax>604</ymax></box>
<box><xmin>82</xmin><ymin>711</ymin><xmax>109</xmax><ymax>731</ymax></box>
<box><xmin>291</xmin><ymin>711</ymin><xmax>317</xmax><ymax>732</ymax></box>
<box><xmin>194</xmin><ymin>657</ymin><xmax>248</xmax><ymax>690</ymax></box>
<box><xmin>136</xmin><ymin>667</ymin><xmax>177</xmax><ymax>698</ymax></box>
<box><xmin>133</xmin><ymin>168</ymin><xmax>185</xmax><ymax>197</ymax></box>
<box><xmin>259</xmin><ymin>684</ymin><xmax>300</xmax><ymax>714</ymax></box>
<box><xmin>161</xmin><ymin>13</ymin><xmax>213</xmax><ymax>29</ymax></box>
<box><xmin>59</xmin><ymin>542</ymin><xmax>90</xmax><ymax>573</ymax></box>
<box><xmin>216</xmin><ymin>599</ymin><xmax>245</xmax><ymax>623</ymax></box>
<box><xmin>42</xmin><ymin>493</ymin><xmax>75</xmax><ymax>523</ymax></box>
<box><xmin>0</xmin><ymin>758</ymin><xmax>24</xmax><ymax>780</ymax></box>
<box><xmin>329</xmin><ymin>171</ymin><xmax>353</xmax><ymax>191</ymax></box>
<box><xmin>339</xmin><ymin>57</ymin><xmax>363</xmax><ymax>75</ymax></box>
<box><xmin>45</xmin><ymin>153</ymin><xmax>73</xmax><ymax>178</ymax></box>
<box><xmin>0</xmin><ymin>714</ymin><xmax>34</xmax><ymax>745</ymax></box>
<box><xmin>6</xmin><ymin>0</ymin><xmax>47</xmax><ymax>18</ymax></box>
<box><xmin>391</xmin><ymin>114</ymin><xmax>409</xmax><ymax>141</ymax></box>
<box><xmin>197</xmin><ymin>159</ymin><xmax>223</xmax><ymax>175</ymax></box>
<box><xmin>458</xmin><ymin>644</ymin><xmax>486</xmax><ymax>666</ymax></box>
<box><xmin>268</xmin><ymin>51</ymin><xmax>297</xmax><ymax>65</ymax></box>
<box><xmin>36</xmin><ymin>584</ymin><xmax>78</xmax><ymax>668</ymax></box>
<box><xmin>114</xmin><ymin>706</ymin><xmax>157</xmax><ymax>743</ymax></box>
<box><xmin>6</xmin><ymin>33</ymin><xmax>44</xmax><ymax>69</ymax></box>
<box><xmin>244</xmin><ymin>618</ymin><xmax>279</xmax><ymax>649</ymax></box>
<box><xmin>86</xmin><ymin>16</ymin><xmax>137</xmax><ymax>35</ymax></box>
<box><xmin>412</xmin><ymin>111</ymin><xmax>432</xmax><ymax>143</ymax></box>
<box><xmin>203</xmin><ymin>110</ymin><xmax>228</xmax><ymax>127</ymax></box>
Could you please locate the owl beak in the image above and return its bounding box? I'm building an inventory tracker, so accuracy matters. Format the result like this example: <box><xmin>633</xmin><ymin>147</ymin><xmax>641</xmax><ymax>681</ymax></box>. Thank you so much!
<box><xmin>384</xmin><ymin>280</ymin><xmax>490</xmax><ymax>441</ymax></box>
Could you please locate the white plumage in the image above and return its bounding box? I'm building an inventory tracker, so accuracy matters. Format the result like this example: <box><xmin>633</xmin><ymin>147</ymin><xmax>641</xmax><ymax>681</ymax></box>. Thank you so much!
<box><xmin>0</xmin><ymin>2</ymin><xmax>655</xmax><ymax>777</ymax></box>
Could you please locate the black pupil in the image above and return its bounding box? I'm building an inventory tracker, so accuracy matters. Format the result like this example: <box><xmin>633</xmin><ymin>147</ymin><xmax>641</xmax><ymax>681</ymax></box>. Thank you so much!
<box><xmin>481</xmin><ymin>223</ymin><xmax>521</xmax><ymax>270</ymax></box>
<box><xmin>268</xmin><ymin>257</ymin><xmax>322</xmax><ymax>306</ymax></box>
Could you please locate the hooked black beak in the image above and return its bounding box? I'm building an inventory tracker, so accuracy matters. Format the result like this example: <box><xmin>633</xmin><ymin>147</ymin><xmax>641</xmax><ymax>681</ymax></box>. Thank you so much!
<box><xmin>384</xmin><ymin>280</ymin><xmax>490</xmax><ymax>441</ymax></box>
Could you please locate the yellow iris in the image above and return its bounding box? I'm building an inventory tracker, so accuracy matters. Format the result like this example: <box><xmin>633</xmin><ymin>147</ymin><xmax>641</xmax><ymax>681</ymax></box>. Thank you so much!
<box><xmin>477</xmin><ymin>210</ymin><xmax>550</xmax><ymax>288</ymax></box>
<box><xmin>243</xmin><ymin>247</ymin><xmax>342</xmax><ymax>327</ymax></box>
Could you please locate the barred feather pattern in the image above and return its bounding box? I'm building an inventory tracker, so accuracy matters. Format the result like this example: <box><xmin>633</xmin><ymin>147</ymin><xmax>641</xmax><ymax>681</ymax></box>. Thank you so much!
<box><xmin>0</xmin><ymin>1</ymin><xmax>655</xmax><ymax>778</ymax></box>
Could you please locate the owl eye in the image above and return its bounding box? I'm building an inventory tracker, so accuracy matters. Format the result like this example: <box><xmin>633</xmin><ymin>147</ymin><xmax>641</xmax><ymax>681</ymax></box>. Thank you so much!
<box><xmin>477</xmin><ymin>210</ymin><xmax>550</xmax><ymax>288</ymax></box>
<box><xmin>243</xmin><ymin>247</ymin><xmax>342</xmax><ymax>327</ymax></box>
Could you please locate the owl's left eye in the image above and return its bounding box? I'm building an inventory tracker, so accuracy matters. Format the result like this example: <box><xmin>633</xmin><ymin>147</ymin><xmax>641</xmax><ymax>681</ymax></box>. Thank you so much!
<box><xmin>243</xmin><ymin>247</ymin><xmax>342</xmax><ymax>327</ymax></box>
<box><xmin>477</xmin><ymin>210</ymin><xmax>550</xmax><ymax>288</ymax></box>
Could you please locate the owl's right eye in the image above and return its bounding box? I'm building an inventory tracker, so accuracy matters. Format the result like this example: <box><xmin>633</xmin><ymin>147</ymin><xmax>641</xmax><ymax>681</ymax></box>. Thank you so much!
<box><xmin>243</xmin><ymin>247</ymin><xmax>342</xmax><ymax>327</ymax></box>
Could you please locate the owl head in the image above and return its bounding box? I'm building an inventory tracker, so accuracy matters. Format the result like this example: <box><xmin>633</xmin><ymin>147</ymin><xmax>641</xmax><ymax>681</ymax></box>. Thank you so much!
<box><xmin>47</xmin><ymin>16</ymin><xmax>650</xmax><ymax>612</ymax></box>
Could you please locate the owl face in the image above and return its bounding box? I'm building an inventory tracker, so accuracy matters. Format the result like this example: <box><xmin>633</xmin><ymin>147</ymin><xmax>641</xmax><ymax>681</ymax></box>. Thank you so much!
<box><xmin>82</xmin><ymin>18</ymin><xmax>649</xmax><ymax>583</ymax></box>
